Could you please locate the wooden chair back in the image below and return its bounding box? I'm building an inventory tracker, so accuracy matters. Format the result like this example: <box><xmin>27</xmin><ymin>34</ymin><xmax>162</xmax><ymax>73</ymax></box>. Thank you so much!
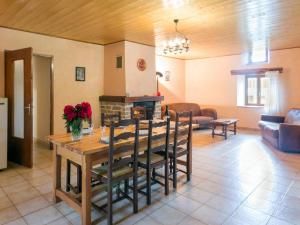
<box><xmin>108</xmin><ymin>119</ymin><xmax>139</xmax><ymax>181</ymax></box>
<box><xmin>101</xmin><ymin>112</ymin><xmax>121</xmax><ymax>127</ymax></box>
<box><xmin>131</xmin><ymin>106</ymin><xmax>147</xmax><ymax>120</ymax></box>
<box><xmin>146</xmin><ymin>117</ymin><xmax>170</xmax><ymax>163</ymax></box>
<box><xmin>173</xmin><ymin>111</ymin><xmax>192</xmax><ymax>153</ymax></box>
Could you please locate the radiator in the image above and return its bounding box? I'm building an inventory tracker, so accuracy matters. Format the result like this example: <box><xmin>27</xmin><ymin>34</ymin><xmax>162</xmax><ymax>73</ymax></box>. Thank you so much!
<box><xmin>0</xmin><ymin>98</ymin><xmax>7</xmax><ymax>170</ymax></box>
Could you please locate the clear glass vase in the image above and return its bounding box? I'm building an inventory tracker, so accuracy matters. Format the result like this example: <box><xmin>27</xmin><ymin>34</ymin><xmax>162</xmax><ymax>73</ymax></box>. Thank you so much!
<box><xmin>70</xmin><ymin>122</ymin><xmax>82</xmax><ymax>141</ymax></box>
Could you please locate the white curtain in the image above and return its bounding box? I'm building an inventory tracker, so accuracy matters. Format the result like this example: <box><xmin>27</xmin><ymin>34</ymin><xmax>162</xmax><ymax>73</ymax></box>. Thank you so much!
<box><xmin>264</xmin><ymin>71</ymin><xmax>281</xmax><ymax>115</ymax></box>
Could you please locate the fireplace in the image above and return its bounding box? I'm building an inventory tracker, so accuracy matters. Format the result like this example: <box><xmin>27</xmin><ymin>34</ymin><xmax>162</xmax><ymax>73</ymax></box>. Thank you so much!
<box><xmin>99</xmin><ymin>95</ymin><xmax>164</xmax><ymax>121</ymax></box>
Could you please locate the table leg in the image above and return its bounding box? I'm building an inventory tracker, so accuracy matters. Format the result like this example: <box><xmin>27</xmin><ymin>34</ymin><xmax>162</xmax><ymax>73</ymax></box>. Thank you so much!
<box><xmin>224</xmin><ymin>125</ymin><xmax>228</xmax><ymax>140</ymax></box>
<box><xmin>234</xmin><ymin>122</ymin><xmax>237</xmax><ymax>135</ymax></box>
<box><xmin>212</xmin><ymin>125</ymin><xmax>215</xmax><ymax>138</ymax></box>
<box><xmin>53</xmin><ymin>145</ymin><xmax>62</xmax><ymax>203</ymax></box>
<box><xmin>81</xmin><ymin>155</ymin><xmax>92</xmax><ymax>225</ymax></box>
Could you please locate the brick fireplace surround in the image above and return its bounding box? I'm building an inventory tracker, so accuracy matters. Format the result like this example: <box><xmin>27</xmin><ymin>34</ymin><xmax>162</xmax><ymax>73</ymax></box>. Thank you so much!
<box><xmin>99</xmin><ymin>95</ymin><xmax>164</xmax><ymax>121</ymax></box>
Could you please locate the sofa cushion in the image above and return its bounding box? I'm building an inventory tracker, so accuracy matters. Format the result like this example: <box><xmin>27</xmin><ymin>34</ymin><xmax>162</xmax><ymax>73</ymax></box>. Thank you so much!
<box><xmin>264</xmin><ymin>123</ymin><xmax>280</xmax><ymax>139</ymax></box>
<box><xmin>258</xmin><ymin>121</ymin><xmax>279</xmax><ymax>129</ymax></box>
<box><xmin>180</xmin><ymin>116</ymin><xmax>213</xmax><ymax>126</ymax></box>
<box><xmin>168</xmin><ymin>103</ymin><xmax>201</xmax><ymax>116</ymax></box>
<box><xmin>192</xmin><ymin>116</ymin><xmax>214</xmax><ymax>125</ymax></box>
<box><xmin>285</xmin><ymin>109</ymin><xmax>300</xmax><ymax>125</ymax></box>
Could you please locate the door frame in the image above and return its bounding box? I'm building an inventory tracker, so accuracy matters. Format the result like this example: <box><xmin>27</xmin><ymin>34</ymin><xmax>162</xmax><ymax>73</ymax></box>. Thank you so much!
<box><xmin>33</xmin><ymin>53</ymin><xmax>54</xmax><ymax>149</ymax></box>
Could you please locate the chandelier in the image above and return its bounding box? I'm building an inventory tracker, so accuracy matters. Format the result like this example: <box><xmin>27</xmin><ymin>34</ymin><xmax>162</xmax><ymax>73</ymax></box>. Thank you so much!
<box><xmin>163</xmin><ymin>19</ymin><xmax>190</xmax><ymax>55</ymax></box>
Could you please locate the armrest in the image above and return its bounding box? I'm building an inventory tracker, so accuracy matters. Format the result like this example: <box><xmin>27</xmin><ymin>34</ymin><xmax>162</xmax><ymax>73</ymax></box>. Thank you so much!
<box><xmin>279</xmin><ymin>123</ymin><xmax>300</xmax><ymax>152</ymax></box>
<box><xmin>201</xmin><ymin>108</ymin><xmax>217</xmax><ymax>119</ymax></box>
<box><xmin>261</xmin><ymin>114</ymin><xmax>285</xmax><ymax>123</ymax></box>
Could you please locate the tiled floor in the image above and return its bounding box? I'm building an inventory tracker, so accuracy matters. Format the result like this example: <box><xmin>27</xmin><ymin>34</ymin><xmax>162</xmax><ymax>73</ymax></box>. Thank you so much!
<box><xmin>1</xmin><ymin>129</ymin><xmax>300</xmax><ymax>225</ymax></box>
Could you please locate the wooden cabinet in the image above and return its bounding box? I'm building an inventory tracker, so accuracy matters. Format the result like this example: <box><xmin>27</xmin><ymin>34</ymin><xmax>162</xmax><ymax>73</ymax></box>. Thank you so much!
<box><xmin>0</xmin><ymin>98</ymin><xmax>7</xmax><ymax>169</ymax></box>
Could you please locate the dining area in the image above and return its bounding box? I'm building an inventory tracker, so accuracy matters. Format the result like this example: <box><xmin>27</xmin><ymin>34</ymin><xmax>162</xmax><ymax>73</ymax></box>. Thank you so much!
<box><xmin>48</xmin><ymin>105</ymin><xmax>193</xmax><ymax>225</ymax></box>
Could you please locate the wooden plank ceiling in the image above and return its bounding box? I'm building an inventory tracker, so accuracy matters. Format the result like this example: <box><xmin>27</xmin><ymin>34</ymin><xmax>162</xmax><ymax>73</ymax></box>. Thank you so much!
<box><xmin>1</xmin><ymin>0</ymin><xmax>300</xmax><ymax>59</ymax></box>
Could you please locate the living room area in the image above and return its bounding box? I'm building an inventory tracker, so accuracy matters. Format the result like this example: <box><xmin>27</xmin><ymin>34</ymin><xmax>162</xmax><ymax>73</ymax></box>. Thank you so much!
<box><xmin>1</xmin><ymin>1</ymin><xmax>300</xmax><ymax>225</ymax></box>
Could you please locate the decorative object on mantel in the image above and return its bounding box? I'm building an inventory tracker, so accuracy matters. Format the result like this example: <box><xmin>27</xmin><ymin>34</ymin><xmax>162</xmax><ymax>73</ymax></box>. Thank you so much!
<box><xmin>231</xmin><ymin>67</ymin><xmax>283</xmax><ymax>75</ymax></box>
<box><xmin>63</xmin><ymin>102</ymin><xmax>92</xmax><ymax>141</ymax></box>
<box><xmin>75</xmin><ymin>67</ymin><xmax>86</xmax><ymax>81</ymax></box>
<box><xmin>137</xmin><ymin>58</ymin><xmax>146</xmax><ymax>71</ymax></box>
<box><xmin>163</xmin><ymin>19</ymin><xmax>190</xmax><ymax>55</ymax></box>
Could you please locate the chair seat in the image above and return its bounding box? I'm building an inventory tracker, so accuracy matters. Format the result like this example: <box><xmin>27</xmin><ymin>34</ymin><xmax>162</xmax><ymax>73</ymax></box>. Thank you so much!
<box><xmin>169</xmin><ymin>146</ymin><xmax>187</xmax><ymax>158</ymax></box>
<box><xmin>139</xmin><ymin>153</ymin><xmax>165</xmax><ymax>165</ymax></box>
<box><xmin>92</xmin><ymin>165</ymin><xmax>133</xmax><ymax>181</ymax></box>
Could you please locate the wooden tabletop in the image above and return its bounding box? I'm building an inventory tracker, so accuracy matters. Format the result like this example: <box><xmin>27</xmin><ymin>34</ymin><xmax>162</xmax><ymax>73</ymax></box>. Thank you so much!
<box><xmin>48</xmin><ymin>124</ymin><xmax>174</xmax><ymax>156</ymax></box>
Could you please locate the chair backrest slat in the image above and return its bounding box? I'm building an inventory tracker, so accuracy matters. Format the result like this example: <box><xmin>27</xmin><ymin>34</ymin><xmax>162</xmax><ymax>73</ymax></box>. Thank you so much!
<box><xmin>173</xmin><ymin>111</ymin><xmax>192</xmax><ymax>154</ymax></box>
<box><xmin>108</xmin><ymin>119</ymin><xmax>139</xmax><ymax>180</ymax></box>
<box><xmin>146</xmin><ymin>117</ymin><xmax>170</xmax><ymax>163</ymax></box>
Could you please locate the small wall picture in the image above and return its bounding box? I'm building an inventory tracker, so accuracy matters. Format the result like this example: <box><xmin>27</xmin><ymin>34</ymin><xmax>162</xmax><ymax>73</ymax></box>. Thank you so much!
<box><xmin>75</xmin><ymin>67</ymin><xmax>85</xmax><ymax>81</ymax></box>
<box><xmin>165</xmin><ymin>71</ymin><xmax>171</xmax><ymax>81</ymax></box>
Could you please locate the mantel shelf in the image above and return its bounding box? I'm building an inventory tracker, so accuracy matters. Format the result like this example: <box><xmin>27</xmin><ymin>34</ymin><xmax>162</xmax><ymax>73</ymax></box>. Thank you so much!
<box><xmin>99</xmin><ymin>95</ymin><xmax>164</xmax><ymax>103</ymax></box>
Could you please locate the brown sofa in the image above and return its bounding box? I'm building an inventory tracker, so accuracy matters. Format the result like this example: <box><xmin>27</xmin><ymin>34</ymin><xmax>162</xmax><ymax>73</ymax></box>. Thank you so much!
<box><xmin>161</xmin><ymin>103</ymin><xmax>217</xmax><ymax>128</ymax></box>
<box><xmin>258</xmin><ymin>108</ymin><xmax>300</xmax><ymax>153</ymax></box>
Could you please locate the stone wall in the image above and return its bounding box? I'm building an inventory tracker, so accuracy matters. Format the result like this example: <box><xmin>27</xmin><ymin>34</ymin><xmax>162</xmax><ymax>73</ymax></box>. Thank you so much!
<box><xmin>100</xmin><ymin>101</ymin><xmax>162</xmax><ymax>124</ymax></box>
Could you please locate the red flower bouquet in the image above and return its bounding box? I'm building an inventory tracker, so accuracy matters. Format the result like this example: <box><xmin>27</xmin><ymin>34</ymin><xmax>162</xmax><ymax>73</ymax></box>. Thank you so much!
<box><xmin>63</xmin><ymin>102</ymin><xmax>92</xmax><ymax>140</ymax></box>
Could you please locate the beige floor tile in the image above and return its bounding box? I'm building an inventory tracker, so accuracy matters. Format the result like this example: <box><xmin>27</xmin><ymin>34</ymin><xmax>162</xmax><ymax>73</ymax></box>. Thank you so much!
<box><xmin>29</xmin><ymin>175</ymin><xmax>52</xmax><ymax>187</ymax></box>
<box><xmin>243</xmin><ymin>197</ymin><xmax>280</xmax><ymax>215</ymax></box>
<box><xmin>46</xmin><ymin>217</ymin><xmax>71</xmax><ymax>225</ymax></box>
<box><xmin>23</xmin><ymin>206</ymin><xmax>63</xmax><ymax>225</ymax></box>
<box><xmin>267</xmin><ymin>217</ymin><xmax>293</xmax><ymax>225</ymax></box>
<box><xmin>149</xmin><ymin>205</ymin><xmax>187</xmax><ymax>225</ymax></box>
<box><xmin>0</xmin><ymin>195</ymin><xmax>13</xmax><ymax>211</ymax></box>
<box><xmin>205</xmin><ymin>195</ymin><xmax>241</xmax><ymax>215</ymax></box>
<box><xmin>15</xmin><ymin>196</ymin><xmax>50</xmax><ymax>216</ymax></box>
<box><xmin>191</xmin><ymin>205</ymin><xmax>228</xmax><ymax>225</ymax></box>
<box><xmin>35</xmin><ymin>182</ymin><xmax>53</xmax><ymax>195</ymax></box>
<box><xmin>2</xmin><ymin>181</ymin><xmax>32</xmax><ymax>195</ymax></box>
<box><xmin>231</xmin><ymin>206</ymin><xmax>271</xmax><ymax>225</ymax></box>
<box><xmin>0</xmin><ymin>175</ymin><xmax>26</xmax><ymax>188</ymax></box>
<box><xmin>55</xmin><ymin>201</ymin><xmax>75</xmax><ymax>216</ymax></box>
<box><xmin>4</xmin><ymin>218</ymin><xmax>27</xmax><ymax>225</ymax></box>
<box><xmin>167</xmin><ymin>195</ymin><xmax>203</xmax><ymax>215</ymax></box>
<box><xmin>134</xmin><ymin>216</ymin><xmax>162</xmax><ymax>225</ymax></box>
<box><xmin>182</xmin><ymin>187</ymin><xmax>214</xmax><ymax>203</ymax></box>
<box><xmin>178</xmin><ymin>216</ymin><xmax>206</xmax><ymax>225</ymax></box>
<box><xmin>7</xmin><ymin>187</ymin><xmax>40</xmax><ymax>205</ymax></box>
<box><xmin>274</xmin><ymin>206</ymin><xmax>300</xmax><ymax>225</ymax></box>
<box><xmin>0</xmin><ymin>207</ymin><xmax>21</xmax><ymax>225</ymax></box>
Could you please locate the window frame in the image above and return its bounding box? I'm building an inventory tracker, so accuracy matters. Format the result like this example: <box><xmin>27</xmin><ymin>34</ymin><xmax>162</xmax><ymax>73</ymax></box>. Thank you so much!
<box><xmin>245</xmin><ymin>74</ymin><xmax>265</xmax><ymax>106</ymax></box>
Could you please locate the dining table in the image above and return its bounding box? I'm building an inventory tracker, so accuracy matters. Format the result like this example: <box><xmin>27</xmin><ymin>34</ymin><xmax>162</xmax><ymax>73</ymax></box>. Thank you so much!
<box><xmin>48</xmin><ymin>121</ymin><xmax>193</xmax><ymax>225</ymax></box>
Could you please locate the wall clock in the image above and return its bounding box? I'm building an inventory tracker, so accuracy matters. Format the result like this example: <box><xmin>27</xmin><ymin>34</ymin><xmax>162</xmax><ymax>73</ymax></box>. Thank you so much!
<box><xmin>137</xmin><ymin>58</ymin><xmax>146</xmax><ymax>71</ymax></box>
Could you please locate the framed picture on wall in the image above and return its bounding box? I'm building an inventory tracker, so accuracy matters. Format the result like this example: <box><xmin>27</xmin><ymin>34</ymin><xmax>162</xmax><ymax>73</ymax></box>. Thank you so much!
<box><xmin>75</xmin><ymin>67</ymin><xmax>85</xmax><ymax>81</ymax></box>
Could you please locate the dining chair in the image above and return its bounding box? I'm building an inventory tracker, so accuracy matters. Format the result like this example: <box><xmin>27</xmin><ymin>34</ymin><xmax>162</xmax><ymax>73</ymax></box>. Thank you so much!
<box><xmin>101</xmin><ymin>112</ymin><xmax>121</xmax><ymax>127</ymax></box>
<box><xmin>91</xmin><ymin>119</ymin><xmax>139</xmax><ymax>225</ymax></box>
<box><xmin>131</xmin><ymin>106</ymin><xmax>147</xmax><ymax>120</ymax></box>
<box><xmin>170</xmin><ymin>111</ymin><xmax>193</xmax><ymax>189</ymax></box>
<box><xmin>138</xmin><ymin>117</ymin><xmax>170</xmax><ymax>205</ymax></box>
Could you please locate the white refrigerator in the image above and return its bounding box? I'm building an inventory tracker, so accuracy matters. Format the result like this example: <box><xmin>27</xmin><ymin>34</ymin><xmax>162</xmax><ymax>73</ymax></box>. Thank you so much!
<box><xmin>0</xmin><ymin>98</ymin><xmax>7</xmax><ymax>169</ymax></box>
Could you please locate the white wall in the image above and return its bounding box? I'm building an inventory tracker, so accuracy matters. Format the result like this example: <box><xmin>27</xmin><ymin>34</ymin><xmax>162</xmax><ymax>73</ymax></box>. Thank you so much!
<box><xmin>185</xmin><ymin>48</ymin><xmax>300</xmax><ymax>129</ymax></box>
<box><xmin>0</xmin><ymin>27</ymin><xmax>104</xmax><ymax>134</ymax></box>
<box><xmin>32</xmin><ymin>55</ymin><xmax>51</xmax><ymax>143</ymax></box>
<box><xmin>156</xmin><ymin>56</ymin><xmax>185</xmax><ymax>104</ymax></box>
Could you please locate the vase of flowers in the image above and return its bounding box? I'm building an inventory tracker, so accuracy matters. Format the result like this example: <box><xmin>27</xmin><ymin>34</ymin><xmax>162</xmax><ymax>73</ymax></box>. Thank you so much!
<box><xmin>63</xmin><ymin>102</ymin><xmax>92</xmax><ymax>141</ymax></box>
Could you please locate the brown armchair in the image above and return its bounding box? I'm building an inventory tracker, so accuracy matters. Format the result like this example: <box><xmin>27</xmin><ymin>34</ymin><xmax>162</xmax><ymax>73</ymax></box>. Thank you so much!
<box><xmin>161</xmin><ymin>103</ymin><xmax>217</xmax><ymax>129</ymax></box>
<box><xmin>258</xmin><ymin>108</ymin><xmax>300</xmax><ymax>153</ymax></box>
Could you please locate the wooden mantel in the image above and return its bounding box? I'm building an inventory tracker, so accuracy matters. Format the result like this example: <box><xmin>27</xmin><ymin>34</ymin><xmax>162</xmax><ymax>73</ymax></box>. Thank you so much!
<box><xmin>231</xmin><ymin>67</ymin><xmax>283</xmax><ymax>75</ymax></box>
<box><xmin>99</xmin><ymin>95</ymin><xmax>164</xmax><ymax>103</ymax></box>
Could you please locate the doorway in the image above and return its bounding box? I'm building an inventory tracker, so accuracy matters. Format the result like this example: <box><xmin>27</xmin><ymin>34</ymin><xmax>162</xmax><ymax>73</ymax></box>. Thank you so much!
<box><xmin>32</xmin><ymin>54</ymin><xmax>53</xmax><ymax>150</ymax></box>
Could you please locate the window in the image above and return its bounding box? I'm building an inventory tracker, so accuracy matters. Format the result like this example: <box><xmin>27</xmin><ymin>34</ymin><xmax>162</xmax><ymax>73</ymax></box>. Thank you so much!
<box><xmin>245</xmin><ymin>75</ymin><xmax>269</xmax><ymax>106</ymax></box>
